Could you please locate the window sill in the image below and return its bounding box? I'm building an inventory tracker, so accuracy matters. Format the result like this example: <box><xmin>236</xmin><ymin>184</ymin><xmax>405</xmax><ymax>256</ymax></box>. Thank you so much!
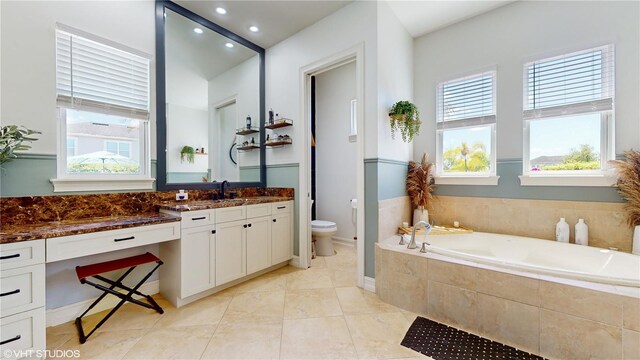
<box><xmin>518</xmin><ymin>175</ymin><xmax>616</xmax><ymax>187</ymax></box>
<box><xmin>50</xmin><ymin>178</ymin><xmax>155</xmax><ymax>192</ymax></box>
<box><xmin>435</xmin><ymin>176</ymin><xmax>500</xmax><ymax>186</ymax></box>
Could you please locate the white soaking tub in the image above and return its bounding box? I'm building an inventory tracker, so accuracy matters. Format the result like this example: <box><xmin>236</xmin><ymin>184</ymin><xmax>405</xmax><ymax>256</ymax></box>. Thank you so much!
<box><xmin>383</xmin><ymin>231</ymin><xmax>640</xmax><ymax>288</ymax></box>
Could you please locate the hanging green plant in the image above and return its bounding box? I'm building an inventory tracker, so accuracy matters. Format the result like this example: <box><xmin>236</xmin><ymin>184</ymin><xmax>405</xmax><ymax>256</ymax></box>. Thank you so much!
<box><xmin>0</xmin><ymin>125</ymin><xmax>41</xmax><ymax>165</ymax></box>
<box><xmin>180</xmin><ymin>146</ymin><xmax>195</xmax><ymax>164</ymax></box>
<box><xmin>389</xmin><ymin>100</ymin><xmax>421</xmax><ymax>142</ymax></box>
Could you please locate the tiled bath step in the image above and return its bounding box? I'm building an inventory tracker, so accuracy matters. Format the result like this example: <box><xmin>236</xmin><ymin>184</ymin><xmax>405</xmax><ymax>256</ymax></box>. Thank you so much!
<box><xmin>401</xmin><ymin>316</ymin><xmax>544</xmax><ymax>360</ymax></box>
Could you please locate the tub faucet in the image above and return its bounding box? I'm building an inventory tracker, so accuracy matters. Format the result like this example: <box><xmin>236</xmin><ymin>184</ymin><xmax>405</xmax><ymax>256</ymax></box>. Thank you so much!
<box><xmin>409</xmin><ymin>220</ymin><xmax>432</xmax><ymax>250</ymax></box>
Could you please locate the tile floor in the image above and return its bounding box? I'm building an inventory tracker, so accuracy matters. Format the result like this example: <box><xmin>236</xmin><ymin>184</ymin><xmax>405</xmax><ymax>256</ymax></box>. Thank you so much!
<box><xmin>46</xmin><ymin>244</ymin><xmax>431</xmax><ymax>359</ymax></box>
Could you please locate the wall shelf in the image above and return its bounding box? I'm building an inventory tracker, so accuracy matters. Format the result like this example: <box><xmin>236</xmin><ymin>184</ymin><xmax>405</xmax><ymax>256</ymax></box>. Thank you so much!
<box><xmin>265</xmin><ymin>139</ymin><xmax>292</xmax><ymax>148</ymax></box>
<box><xmin>235</xmin><ymin>127</ymin><xmax>260</xmax><ymax>135</ymax></box>
<box><xmin>236</xmin><ymin>144</ymin><xmax>260</xmax><ymax>151</ymax></box>
<box><xmin>265</xmin><ymin>119</ymin><xmax>293</xmax><ymax>130</ymax></box>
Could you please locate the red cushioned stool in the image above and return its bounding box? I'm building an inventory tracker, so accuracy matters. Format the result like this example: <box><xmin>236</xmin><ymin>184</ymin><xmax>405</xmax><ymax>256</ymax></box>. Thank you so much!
<box><xmin>74</xmin><ymin>252</ymin><xmax>164</xmax><ymax>343</ymax></box>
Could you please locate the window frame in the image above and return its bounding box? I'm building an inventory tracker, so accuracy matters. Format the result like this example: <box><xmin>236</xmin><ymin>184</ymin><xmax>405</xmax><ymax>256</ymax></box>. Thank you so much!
<box><xmin>51</xmin><ymin>25</ymin><xmax>154</xmax><ymax>192</ymax></box>
<box><xmin>520</xmin><ymin>45</ymin><xmax>616</xmax><ymax>186</ymax></box>
<box><xmin>435</xmin><ymin>70</ymin><xmax>499</xmax><ymax>185</ymax></box>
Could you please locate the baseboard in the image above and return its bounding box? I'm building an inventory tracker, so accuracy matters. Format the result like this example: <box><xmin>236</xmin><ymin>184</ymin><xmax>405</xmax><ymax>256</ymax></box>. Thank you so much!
<box><xmin>332</xmin><ymin>237</ymin><xmax>356</xmax><ymax>247</ymax></box>
<box><xmin>289</xmin><ymin>255</ymin><xmax>301</xmax><ymax>268</ymax></box>
<box><xmin>364</xmin><ymin>276</ymin><xmax>376</xmax><ymax>293</ymax></box>
<box><xmin>46</xmin><ymin>280</ymin><xmax>159</xmax><ymax>327</ymax></box>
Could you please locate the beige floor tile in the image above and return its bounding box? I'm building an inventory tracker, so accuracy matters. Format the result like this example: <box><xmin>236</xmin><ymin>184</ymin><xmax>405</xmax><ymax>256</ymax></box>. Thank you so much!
<box><xmin>328</xmin><ymin>267</ymin><xmax>358</xmax><ymax>288</ymax></box>
<box><xmin>46</xmin><ymin>332</ymin><xmax>74</xmax><ymax>350</ymax></box>
<box><xmin>154</xmin><ymin>294</ymin><xmax>231</xmax><ymax>328</ymax></box>
<box><xmin>201</xmin><ymin>320</ymin><xmax>282</xmax><ymax>359</ymax></box>
<box><xmin>623</xmin><ymin>329</ymin><xmax>640</xmax><ymax>360</ymax></box>
<box><xmin>221</xmin><ymin>290</ymin><xmax>285</xmax><ymax>324</ymax></box>
<box><xmin>345</xmin><ymin>312</ymin><xmax>419</xmax><ymax>359</ymax></box>
<box><xmin>280</xmin><ymin>316</ymin><xmax>358</xmax><ymax>359</ymax></box>
<box><xmin>270</xmin><ymin>265</ymin><xmax>302</xmax><ymax>276</ymax></box>
<box><xmin>87</xmin><ymin>302</ymin><xmax>162</xmax><ymax>333</ymax></box>
<box><xmin>58</xmin><ymin>329</ymin><xmax>147</xmax><ymax>360</ymax></box>
<box><xmin>310</xmin><ymin>256</ymin><xmax>327</xmax><ymax>268</ymax></box>
<box><xmin>122</xmin><ymin>324</ymin><xmax>216</xmax><ymax>359</ymax></box>
<box><xmin>286</xmin><ymin>267</ymin><xmax>334</xmax><ymax>290</ymax></box>
<box><xmin>232</xmin><ymin>274</ymin><xmax>287</xmax><ymax>294</ymax></box>
<box><xmin>336</xmin><ymin>287</ymin><xmax>401</xmax><ymax>315</ymax></box>
<box><xmin>324</xmin><ymin>252</ymin><xmax>357</xmax><ymax>269</ymax></box>
<box><xmin>284</xmin><ymin>288</ymin><xmax>343</xmax><ymax>319</ymax></box>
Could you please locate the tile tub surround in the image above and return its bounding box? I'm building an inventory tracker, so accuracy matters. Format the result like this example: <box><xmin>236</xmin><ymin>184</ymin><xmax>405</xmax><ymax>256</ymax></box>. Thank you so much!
<box><xmin>378</xmin><ymin>196</ymin><xmax>412</xmax><ymax>243</ymax></box>
<box><xmin>0</xmin><ymin>187</ymin><xmax>294</xmax><ymax>227</ymax></box>
<box><xmin>375</xmin><ymin>244</ymin><xmax>640</xmax><ymax>359</ymax></box>
<box><xmin>428</xmin><ymin>195</ymin><xmax>634</xmax><ymax>252</ymax></box>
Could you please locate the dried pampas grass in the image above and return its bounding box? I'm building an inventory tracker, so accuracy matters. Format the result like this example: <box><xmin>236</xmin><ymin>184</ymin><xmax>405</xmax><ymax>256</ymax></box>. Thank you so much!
<box><xmin>407</xmin><ymin>153</ymin><xmax>435</xmax><ymax>208</ymax></box>
<box><xmin>610</xmin><ymin>150</ymin><xmax>640</xmax><ymax>227</ymax></box>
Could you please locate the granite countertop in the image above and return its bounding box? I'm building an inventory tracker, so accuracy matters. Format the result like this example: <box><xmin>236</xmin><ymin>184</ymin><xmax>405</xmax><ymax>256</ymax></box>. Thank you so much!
<box><xmin>0</xmin><ymin>213</ymin><xmax>181</xmax><ymax>244</ymax></box>
<box><xmin>157</xmin><ymin>196</ymin><xmax>293</xmax><ymax>212</ymax></box>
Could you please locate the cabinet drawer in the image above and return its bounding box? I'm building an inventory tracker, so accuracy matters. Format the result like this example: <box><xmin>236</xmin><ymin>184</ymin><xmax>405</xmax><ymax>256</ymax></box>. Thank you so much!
<box><xmin>0</xmin><ymin>240</ymin><xmax>45</xmax><ymax>271</ymax></box>
<box><xmin>46</xmin><ymin>222</ymin><xmax>180</xmax><ymax>263</ymax></box>
<box><xmin>180</xmin><ymin>210</ymin><xmax>215</xmax><ymax>229</ymax></box>
<box><xmin>271</xmin><ymin>201</ymin><xmax>292</xmax><ymax>215</ymax></box>
<box><xmin>216</xmin><ymin>206</ymin><xmax>246</xmax><ymax>223</ymax></box>
<box><xmin>246</xmin><ymin>204</ymin><xmax>271</xmax><ymax>219</ymax></box>
<box><xmin>0</xmin><ymin>307</ymin><xmax>45</xmax><ymax>359</ymax></box>
<box><xmin>0</xmin><ymin>265</ymin><xmax>45</xmax><ymax>317</ymax></box>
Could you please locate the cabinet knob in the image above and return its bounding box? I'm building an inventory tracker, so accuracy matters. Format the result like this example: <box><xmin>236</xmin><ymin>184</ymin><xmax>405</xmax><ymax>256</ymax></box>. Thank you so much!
<box><xmin>248</xmin><ymin>223</ymin><xmax>252</xmax><ymax>228</ymax></box>
<box><xmin>211</xmin><ymin>230</ymin><xmax>216</xmax><ymax>234</ymax></box>
<box><xmin>243</xmin><ymin>224</ymin><xmax>247</xmax><ymax>228</ymax></box>
<box><xmin>273</xmin><ymin>219</ymin><xmax>277</xmax><ymax>223</ymax></box>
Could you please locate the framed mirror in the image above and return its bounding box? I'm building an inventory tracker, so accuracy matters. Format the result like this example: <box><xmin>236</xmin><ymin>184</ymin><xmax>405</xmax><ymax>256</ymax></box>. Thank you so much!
<box><xmin>156</xmin><ymin>1</ymin><xmax>265</xmax><ymax>190</ymax></box>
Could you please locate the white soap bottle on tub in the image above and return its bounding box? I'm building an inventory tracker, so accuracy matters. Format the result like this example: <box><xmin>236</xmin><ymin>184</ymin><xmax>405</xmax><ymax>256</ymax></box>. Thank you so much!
<box><xmin>556</xmin><ymin>218</ymin><xmax>570</xmax><ymax>243</ymax></box>
<box><xmin>575</xmin><ymin>219</ymin><xmax>589</xmax><ymax>246</ymax></box>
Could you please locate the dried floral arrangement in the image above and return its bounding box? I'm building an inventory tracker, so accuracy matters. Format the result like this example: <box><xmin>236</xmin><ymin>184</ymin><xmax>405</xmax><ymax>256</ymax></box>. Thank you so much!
<box><xmin>406</xmin><ymin>153</ymin><xmax>435</xmax><ymax>208</ymax></box>
<box><xmin>610</xmin><ymin>150</ymin><xmax>640</xmax><ymax>227</ymax></box>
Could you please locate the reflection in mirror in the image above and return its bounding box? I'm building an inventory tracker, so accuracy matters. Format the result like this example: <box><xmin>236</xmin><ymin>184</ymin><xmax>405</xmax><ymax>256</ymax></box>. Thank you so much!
<box><xmin>164</xmin><ymin>8</ymin><xmax>261</xmax><ymax>184</ymax></box>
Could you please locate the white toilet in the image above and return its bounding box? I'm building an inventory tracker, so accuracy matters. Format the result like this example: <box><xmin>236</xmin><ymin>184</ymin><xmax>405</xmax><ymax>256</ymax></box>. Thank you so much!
<box><xmin>311</xmin><ymin>220</ymin><xmax>337</xmax><ymax>256</ymax></box>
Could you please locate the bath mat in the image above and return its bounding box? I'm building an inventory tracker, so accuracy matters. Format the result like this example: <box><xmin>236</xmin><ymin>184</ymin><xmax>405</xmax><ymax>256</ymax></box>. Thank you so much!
<box><xmin>401</xmin><ymin>316</ymin><xmax>544</xmax><ymax>360</ymax></box>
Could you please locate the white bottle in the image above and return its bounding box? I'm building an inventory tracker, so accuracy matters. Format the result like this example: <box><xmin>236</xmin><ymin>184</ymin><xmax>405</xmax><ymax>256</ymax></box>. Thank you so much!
<box><xmin>556</xmin><ymin>218</ymin><xmax>570</xmax><ymax>243</ymax></box>
<box><xmin>575</xmin><ymin>219</ymin><xmax>589</xmax><ymax>246</ymax></box>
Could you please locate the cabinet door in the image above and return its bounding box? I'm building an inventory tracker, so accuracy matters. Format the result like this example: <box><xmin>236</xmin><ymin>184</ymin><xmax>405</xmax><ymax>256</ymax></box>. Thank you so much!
<box><xmin>271</xmin><ymin>212</ymin><xmax>292</xmax><ymax>265</ymax></box>
<box><xmin>246</xmin><ymin>216</ymin><xmax>271</xmax><ymax>274</ymax></box>
<box><xmin>215</xmin><ymin>220</ymin><xmax>246</xmax><ymax>285</ymax></box>
<box><xmin>181</xmin><ymin>226</ymin><xmax>215</xmax><ymax>298</ymax></box>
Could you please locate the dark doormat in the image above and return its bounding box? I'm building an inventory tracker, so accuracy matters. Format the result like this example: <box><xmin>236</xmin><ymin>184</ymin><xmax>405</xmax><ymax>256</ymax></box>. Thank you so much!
<box><xmin>401</xmin><ymin>316</ymin><xmax>544</xmax><ymax>360</ymax></box>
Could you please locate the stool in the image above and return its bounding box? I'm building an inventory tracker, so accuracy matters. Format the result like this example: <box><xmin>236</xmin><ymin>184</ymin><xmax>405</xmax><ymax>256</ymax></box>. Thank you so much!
<box><xmin>74</xmin><ymin>252</ymin><xmax>164</xmax><ymax>343</ymax></box>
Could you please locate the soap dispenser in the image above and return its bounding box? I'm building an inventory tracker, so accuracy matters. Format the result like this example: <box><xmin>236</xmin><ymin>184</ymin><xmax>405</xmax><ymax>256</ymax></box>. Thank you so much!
<box><xmin>575</xmin><ymin>219</ymin><xmax>589</xmax><ymax>246</ymax></box>
<box><xmin>556</xmin><ymin>218</ymin><xmax>569</xmax><ymax>243</ymax></box>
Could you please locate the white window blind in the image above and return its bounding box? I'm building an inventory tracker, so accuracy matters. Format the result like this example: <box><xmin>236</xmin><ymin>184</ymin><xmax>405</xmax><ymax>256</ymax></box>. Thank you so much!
<box><xmin>56</xmin><ymin>27</ymin><xmax>150</xmax><ymax>120</ymax></box>
<box><xmin>437</xmin><ymin>72</ymin><xmax>495</xmax><ymax>130</ymax></box>
<box><xmin>523</xmin><ymin>45</ymin><xmax>614</xmax><ymax>120</ymax></box>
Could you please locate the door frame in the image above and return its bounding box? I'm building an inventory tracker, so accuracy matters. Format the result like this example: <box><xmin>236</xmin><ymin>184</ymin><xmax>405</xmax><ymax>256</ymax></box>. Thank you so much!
<box><xmin>298</xmin><ymin>44</ymin><xmax>365</xmax><ymax>288</ymax></box>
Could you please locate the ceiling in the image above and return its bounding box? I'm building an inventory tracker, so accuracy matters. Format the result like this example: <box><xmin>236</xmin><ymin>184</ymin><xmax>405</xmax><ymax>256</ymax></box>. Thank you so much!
<box><xmin>387</xmin><ymin>1</ymin><xmax>516</xmax><ymax>38</ymax></box>
<box><xmin>175</xmin><ymin>0</ymin><xmax>352</xmax><ymax>49</ymax></box>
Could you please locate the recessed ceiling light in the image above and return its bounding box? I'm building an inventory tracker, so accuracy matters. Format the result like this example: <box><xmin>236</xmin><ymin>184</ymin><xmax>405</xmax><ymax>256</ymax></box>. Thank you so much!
<box><xmin>193</xmin><ymin>28</ymin><xmax>204</xmax><ymax>34</ymax></box>
<box><xmin>216</xmin><ymin>7</ymin><xmax>227</xmax><ymax>15</ymax></box>
<box><xmin>249</xmin><ymin>26</ymin><xmax>259</xmax><ymax>32</ymax></box>
<box><xmin>225</xmin><ymin>42</ymin><xmax>234</xmax><ymax>48</ymax></box>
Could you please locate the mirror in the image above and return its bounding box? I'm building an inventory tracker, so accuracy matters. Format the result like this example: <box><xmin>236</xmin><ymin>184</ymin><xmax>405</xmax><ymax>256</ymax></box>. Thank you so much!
<box><xmin>156</xmin><ymin>1</ymin><xmax>265</xmax><ymax>190</ymax></box>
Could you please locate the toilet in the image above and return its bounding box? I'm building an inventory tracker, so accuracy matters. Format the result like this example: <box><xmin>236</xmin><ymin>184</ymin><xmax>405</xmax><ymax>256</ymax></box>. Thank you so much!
<box><xmin>311</xmin><ymin>220</ymin><xmax>337</xmax><ymax>256</ymax></box>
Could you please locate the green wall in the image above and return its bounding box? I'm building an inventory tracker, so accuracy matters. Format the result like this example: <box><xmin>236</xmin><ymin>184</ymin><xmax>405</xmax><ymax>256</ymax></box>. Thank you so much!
<box><xmin>265</xmin><ymin>163</ymin><xmax>300</xmax><ymax>256</ymax></box>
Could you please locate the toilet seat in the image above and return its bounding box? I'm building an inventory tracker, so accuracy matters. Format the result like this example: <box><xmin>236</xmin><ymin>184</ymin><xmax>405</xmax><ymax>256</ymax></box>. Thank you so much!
<box><xmin>312</xmin><ymin>220</ymin><xmax>336</xmax><ymax>229</ymax></box>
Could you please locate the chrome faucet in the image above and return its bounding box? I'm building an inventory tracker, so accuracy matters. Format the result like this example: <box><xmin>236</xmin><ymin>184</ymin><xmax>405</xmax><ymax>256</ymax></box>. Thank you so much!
<box><xmin>220</xmin><ymin>180</ymin><xmax>229</xmax><ymax>199</ymax></box>
<box><xmin>409</xmin><ymin>220</ymin><xmax>432</xmax><ymax>250</ymax></box>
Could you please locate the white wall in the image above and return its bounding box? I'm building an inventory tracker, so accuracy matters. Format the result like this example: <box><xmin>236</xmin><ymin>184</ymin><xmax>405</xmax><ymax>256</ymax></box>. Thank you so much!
<box><xmin>166</xmin><ymin>103</ymin><xmax>209</xmax><ymax>174</ymax></box>
<box><xmin>376</xmin><ymin>1</ymin><xmax>414</xmax><ymax>162</ymax></box>
<box><xmin>315</xmin><ymin>62</ymin><xmax>357</xmax><ymax>240</ymax></box>
<box><xmin>413</xmin><ymin>1</ymin><xmax>640</xmax><ymax>161</ymax></box>
<box><xmin>0</xmin><ymin>1</ymin><xmax>156</xmax><ymax>157</ymax></box>
<box><xmin>216</xmin><ymin>103</ymin><xmax>239</xmax><ymax>182</ymax></box>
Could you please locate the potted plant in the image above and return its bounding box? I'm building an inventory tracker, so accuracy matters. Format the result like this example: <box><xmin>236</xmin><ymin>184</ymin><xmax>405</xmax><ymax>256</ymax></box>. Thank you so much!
<box><xmin>610</xmin><ymin>150</ymin><xmax>640</xmax><ymax>255</ymax></box>
<box><xmin>180</xmin><ymin>146</ymin><xmax>195</xmax><ymax>164</ymax></box>
<box><xmin>389</xmin><ymin>100</ymin><xmax>421</xmax><ymax>142</ymax></box>
<box><xmin>407</xmin><ymin>153</ymin><xmax>435</xmax><ymax>226</ymax></box>
<box><xmin>0</xmin><ymin>125</ymin><xmax>41</xmax><ymax>165</ymax></box>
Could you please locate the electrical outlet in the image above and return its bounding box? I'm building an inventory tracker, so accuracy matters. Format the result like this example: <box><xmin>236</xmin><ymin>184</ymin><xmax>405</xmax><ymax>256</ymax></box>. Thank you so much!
<box><xmin>176</xmin><ymin>191</ymin><xmax>188</xmax><ymax>201</ymax></box>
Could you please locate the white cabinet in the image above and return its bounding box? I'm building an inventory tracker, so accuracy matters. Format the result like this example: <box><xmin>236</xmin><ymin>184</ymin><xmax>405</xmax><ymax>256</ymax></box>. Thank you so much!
<box><xmin>271</xmin><ymin>211</ymin><xmax>293</xmax><ymax>265</ymax></box>
<box><xmin>246</xmin><ymin>216</ymin><xmax>272</xmax><ymax>274</ymax></box>
<box><xmin>0</xmin><ymin>240</ymin><xmax>45</xmax><ymax>359</ymax></box>
<box><xmin>215</xmin><ymin>220</ymin><xmax>246</xmax><ymax>285</ymax></box>
<box><xmin>180</xmin><ymin>226</ymin><xmax>215</xmax><ymax>298</ymax></box>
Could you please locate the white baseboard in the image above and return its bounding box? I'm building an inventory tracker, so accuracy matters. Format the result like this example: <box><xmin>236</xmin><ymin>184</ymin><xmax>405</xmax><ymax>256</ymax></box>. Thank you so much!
<box><xmin>46</xmin><ymin>280</ymin><xmax>159</xmax><ymax>327</ymax></box>
<box><xmin>332</xmin><ymin>237</ymin><xmax>356</xmax><ymax>247</ymax></box>
<box><xmin>289</xmin><ymin>255</ymin><xmax>301</xmax><ymax>268</ymax></box>
<box><xmin>364</xmin><ymin>276</ymin><xmax>376</xmax><ymax>293</ymax></box>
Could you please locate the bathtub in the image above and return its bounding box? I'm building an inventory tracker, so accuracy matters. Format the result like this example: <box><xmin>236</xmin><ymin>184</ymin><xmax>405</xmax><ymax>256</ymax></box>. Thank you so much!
<box><xmin>382</xmin><ymin>231</ymin><xmax>640</xmax><ymax>288</ymax></box>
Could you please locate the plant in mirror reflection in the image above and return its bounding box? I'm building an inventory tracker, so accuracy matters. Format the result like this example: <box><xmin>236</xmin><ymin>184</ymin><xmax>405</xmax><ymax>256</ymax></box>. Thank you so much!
<box><xmin>0</xmin><ymin>125</ymin><xmax>41</xmax><ymax>165</ymax></box>
<box><xmin>180</xmin><ymin>145</ymin><xmax>195</xmax><ymax>164</ymax></box>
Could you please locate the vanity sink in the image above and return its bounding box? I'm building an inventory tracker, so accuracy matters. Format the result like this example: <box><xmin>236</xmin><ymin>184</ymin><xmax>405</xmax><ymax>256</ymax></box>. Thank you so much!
<box><xmin>157</xmin><ymin>196</ymin><xmax>292</xmax><ymax>212</ymax></box>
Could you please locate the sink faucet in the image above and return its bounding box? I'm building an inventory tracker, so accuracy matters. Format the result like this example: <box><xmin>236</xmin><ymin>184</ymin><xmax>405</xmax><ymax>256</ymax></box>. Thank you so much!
<box><xmin>409</xmin><ymin>220</ymin><xmax>432</xmax><ymax>250</ymax></box>
<box><xmin>220</xmin><ymin>180</ymin><xmax>229</xmax><ymax>200</ymax></box>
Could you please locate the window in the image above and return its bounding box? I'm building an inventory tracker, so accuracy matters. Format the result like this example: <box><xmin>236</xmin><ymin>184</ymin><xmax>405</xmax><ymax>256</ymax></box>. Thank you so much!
<box><xmin>349</xmin><ymin>99</ymin><xmax>357</xmax><ymax>142</ymax></box>
<box><xmin>52</xmin><ymin>24</ymin><xmax>153</xmax><ymax>192</ymax></box>
<box><xmin>436</xmin><ymin>71</ymin><xmax>498</xmax><ymax>184</ymax></box>
<box><xmin>523</xmin><ymin>45</ymin><xmax>614</xmax><ymax>183</ymax></box>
